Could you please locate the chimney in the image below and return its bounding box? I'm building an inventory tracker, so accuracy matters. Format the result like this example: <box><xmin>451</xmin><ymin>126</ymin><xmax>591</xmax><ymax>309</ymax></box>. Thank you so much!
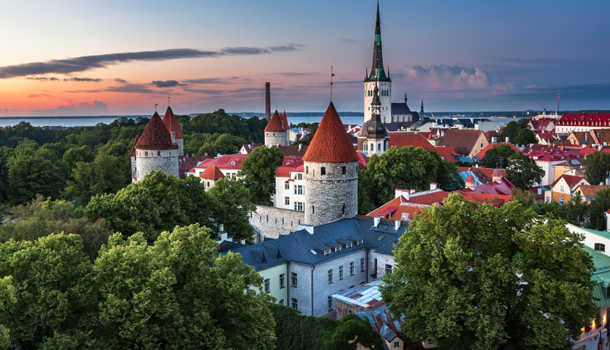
<box><xmin>298</xmin><ymin>224</ymin><xmax>314</xmax><ymax>234</ymax></box>
<box><xmin>298</xmin><ymin>144</ymin><xmax>302</xmax><ymax>151</ymax></box>
<box><xmin>395</xmin><ymin>189</ymin><xmax>402</xmax><ymax>198</ymax></box>
<box><xmin>265</xmin><ymin>82</ymin><xmax>271</xmax><ymax>121</ymax></box>
<box><xmin>430</xmin><ymin>183</ymin><xmax>438</xmax><ymax>190</ymax></box>
<box><xmin>441</xmin><ymin>130</ymin><xmax>445</xmax><ymax>137</ymax></box>
<box><xmin>394</xmin><ymin>220</ymin><xmax>401</xmax><ymax>231</ymax></box>
<box><xmin>374</xmin><ymin>217</ymin><xmax>381</xmax><ymax>228</ymax></box>
<box><xmin>505</xmin><ymin>136</ymin><xmax>510</xmax><ymax>143</ymax></box>
<box><xmin>405</xmin><ymin>191</ymin><xmax>410</xmax><ymax>201</ymax></box>
<box><xmin>410</xmin><ymin>189</ymin><xmax>416</xmax><ymax>194</ymax></box>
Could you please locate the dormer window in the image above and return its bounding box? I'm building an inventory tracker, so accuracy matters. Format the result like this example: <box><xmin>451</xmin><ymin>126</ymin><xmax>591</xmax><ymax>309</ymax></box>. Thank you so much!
<box><xmin>335</xmin><ymin>246</ymin><xmax>341</xmax><ymax>252</ymax></box>
<box><xmin>230</xmin><ymin>161</ymin><xmax>235</xmax><ymax>165</ymax></box>
<box><xmin>346</xmin><ymin>243</ymin><xmax>353</xmax><ymax>249</ymax></box>
<box><xmin>357</xmin><ymin>239</ymin><xmax>364</xmax><ymax>245</ymax></box>
<box><xmin>324</xmin><ymin>249</ymin><xmax>331</xmax><ymax>256</ymax></box>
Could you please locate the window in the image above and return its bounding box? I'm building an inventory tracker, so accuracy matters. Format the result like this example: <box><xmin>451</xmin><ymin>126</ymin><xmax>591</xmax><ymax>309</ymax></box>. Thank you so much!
<box><xmin>157</xmin><ymin>151</ymin><xmax>161</xmax><ymax>156</ymax></box>
<box><xmin>279</xmin><ymin>299</ymin><xmax>284</xmax><ymax>305</ymax></box>
<box><xmin>294</xmin><ymin>202</ymin><xmax>304</xmax><ymax>211</ymax></box>
<box><xmin>296</xmin><ymin>173</ymin><xmax>303</xmax><ymax>180</ymax></box>
<box><xmin>280</xmin><ymin>274</ymin><xmax>285</xmax><ymax>288</ymax></box>
<box><xmin>560</xmin><ymin>185</ymin><xmax>565</xmax><ymax>192</ymax></box>
<box><xmin>328</xmin><ymin>269</ymin><xmax>333</xmax><ymax>284</ymax></box>
<box><xmin>385</xmin><ymin>264</ymin><xmax>393</xmax><ymax>275</ymax></box>
<box><xmin>350</xmin><ymin>262</ymin><xmax>355</xmax><ymax>276</ymax></box>
<box><xmin>145</xmin><ymin>151</ymin><xmax>148</xmax><ymax>156</ymax></box>
<box><xmin>378</xmin><ymin>144</ymin><xmax>381</xmax><ymax>151</ymax></box>
<box><xmin>207</xmin><ymin>181</ymin><xmax>210</xmax><ymax>187</ymax></box>
<box><xmin>328</xmin><ymin>296</ymin><xmax>333</xmax><ymax>311</ymax></box>
<box><xmin>264</xmin><ymin>279</ymin><xmax>270</xmax><ymax>293</ymax></box>
<box><xmin>285</xmin><ymin>197</ymin><xmax>290</xmax><ymax>205</ymax></box>
<box><xmin>295</xmin><ymin>185</ymin><xmax>303</xmax><ymax>195</ymax></box>
<box><xmin>370</xmin><ymin>144</ymin><xmax>374</xmax><ymax>151</ymax></box>
<box><xmin>342</xmin><ymin>203</ymin><xmax>345</xmax><ymax>214</ymax></box>
<box><xmin>306</xmin><ymin>166</ymin><xmax>308</xmax><ymax>174</ymax></box>
<box><xmin>339</xmin><ymin>266</ymin><xmax>344</xmax><ymax>280</ymax></box>
<box><xmin>361</xmin><ymin>258</ymin><xmax>365</xmax><ymax>272</ymax></box>
<box><xmin>348</xmin><ymin>309</ymin><xmax>352</xmax><ymax>314</ymax></box>
<box><xmin>285</xmin><ymin>181</ymin><xmax>289</xmax><ymax>190</ymax></box>
<box><xmin>312</xmin><ymin>206</ymin><xmax>315</xmax><ymax>214</ymax></box>
<box><xmin>394</xmin><ymin>341</ymin><xmax>400</xmax><ymax>348</ymax></box>
<box><xmin>346</xmin><ymin>243</ymin><xmax>353</xmax><ymax>249</ymax></box>
<box><xmin>335</xmin><ymin>246</ymin><xmax>341</xmax><ymax>252</ymax></box>
<box><xmin>357</xmin><ymin>239</ymin><xmax>364</xmax><ymax>245</ymax></box>
<box><xmin>546</xmin><ymin>196</ymin><xmax>550</xmax><ymax>203</ymax></box>
<box><xmin>342</xmin><ymin>166</ymin><xmax>346</xmax><ymax>174</ymax></box>
<box><xmin>291</xmin><ymin>298</ymin><xmax>298</xmax><ymax>309</ymax></box>
<box><xmin>321</xmin><ymin>167</ymin><xmax>326</xmax><ymax>175</ymax></box>
<box><xmin>324</xmin><ymin>249</ymin><xmax>331</xmax><ymax>256</ymax></box>
<box><xmin>291</xmin><ymin>273</ymin><xmax>297</xmax><ymax>287</ymax></box>
<box><xmin>560</xmin><ymin>198</ymin><xmax>564</xmax><ymax>205</ymax></box>
<box><xmin>596</xmin><ymin>243</ymin><xmax>606</xmax><ymax>252</ymax></box>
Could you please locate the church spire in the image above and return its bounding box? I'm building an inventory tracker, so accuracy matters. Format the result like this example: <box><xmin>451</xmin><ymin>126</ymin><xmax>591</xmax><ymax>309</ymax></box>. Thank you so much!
<box><xmin>366</xmin><ymin>0</ymin><xmax>390</xmax><ymax>82</ymax></box>
<box><xmin>420</xmin><ymin>99</ymin><xmax>425</xmax><ymax>118</ymax></box>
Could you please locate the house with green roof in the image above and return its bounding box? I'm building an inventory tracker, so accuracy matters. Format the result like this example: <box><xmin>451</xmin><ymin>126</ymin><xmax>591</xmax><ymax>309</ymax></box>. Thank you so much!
<box><xmin>567</xmin><ymin>223</ymin><xmax>610</xmax><ymax>257</ymax></box>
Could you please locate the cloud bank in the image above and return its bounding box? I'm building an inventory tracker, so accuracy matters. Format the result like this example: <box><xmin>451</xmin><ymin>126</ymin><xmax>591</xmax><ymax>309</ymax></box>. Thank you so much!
<box><xmin>0</xmin><ymin>44</ymin><xmax>304</xmax><ymax>79</ymax></box>
<box><xmin>31</xmin><ymin>100</ymin><xmax>108</xmax><ymax>116</ymax></box>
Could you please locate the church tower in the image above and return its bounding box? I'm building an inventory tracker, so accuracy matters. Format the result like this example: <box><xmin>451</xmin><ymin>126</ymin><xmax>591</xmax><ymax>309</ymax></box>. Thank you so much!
<box><xmin>303</xmin><ymin>103</ymin><xmax>359</xmax><ymax>227</ymax></box>
<box><xmin>358</xmin><ymin>85</ymin><xmax>389</xmax><ymax>155</ymax></box>
<box><xmin>364</xmin><ymin>1</ymin><xmax>391</xmax><ymax>124</ymax></box>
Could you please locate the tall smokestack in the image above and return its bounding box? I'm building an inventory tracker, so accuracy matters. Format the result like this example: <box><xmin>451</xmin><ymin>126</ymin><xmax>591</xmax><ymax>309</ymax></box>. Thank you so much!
<box><xmin>265</xmin><ymin>82</ymin><xmax>271</xmax><ymax>121</ymax></box>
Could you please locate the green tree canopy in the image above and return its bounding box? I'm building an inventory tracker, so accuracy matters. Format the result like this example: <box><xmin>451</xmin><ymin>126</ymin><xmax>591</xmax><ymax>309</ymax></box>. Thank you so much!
<box><xmin>514</xmin><ymin>129</ymin><xmax>537</xmax><ymax>146</ymax></box>
<box><xmin>86</xmin><ymin>171</ymin><xmax>221</xmax><ymax>243</ymax></box>
<box><xmin>63</xmin><ymin>146</ymin><xmax>94</xmax><ymax>178</ymax></box>
<box><xmin>505</xmin><ymin>152</ymin><xmax>544</xmax><ymax>190</ymax></box>
<box><xmin>208</xmin><ymin>178</ymin><xmax>256</xmax><ymax>243</ymax></box>
<box><xmin>239</xmin><ymin>146</ymin><xmax>285</xmax><ymax>206</ymax></box>
<box><xmin>499</xmin><ymin>121</ymin><xmax>521</xmax><ymax>142</ymax></box>
<box><xmin>358</xmin><ymin>146</ymin><xmax>464</xmax><ymax>212</ymax></box>
<box><xmin>480</xmin><ymin>144</ymin><xmax>517</xmax><ymax>169</ymax></box>
<box><xmin>0</xmin><ymin>276</ymin><xmax>16</xmax><ymax>349</ymax></box>
<box><xmin>381</xmin><ymin>194</ymin><xmax>597</xmax><ymax>350</ymax></box>
<box><xmin>584</xmin><ymin>151</ymin><xmax>610</xmax><ymax>186</ymax></box>
<box><xmin>94</xmin><ymin>225</ymin><xmax>276</xmax><ymax>349</ymax></box>
<box><xmin>587</xmin><ymin>188</ymin><xmax>610</xmax><ymax>231</ymax></box>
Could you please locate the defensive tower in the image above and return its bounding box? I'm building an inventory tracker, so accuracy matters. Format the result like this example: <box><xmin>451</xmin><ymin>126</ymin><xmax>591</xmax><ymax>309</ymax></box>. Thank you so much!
<box><xmin>134</xmin><ymin>112</ymin><xmax>180</xmax><ymax>182</ymax></box>
<box><xmin>162</xmin><ymin>106</ymin><xmax>184</xmax><ymax>155</ymax></box>
<box><xmin>264</xmin><ymin>110</ymin><xmax>288</xmax><ymax>147</ymax></box>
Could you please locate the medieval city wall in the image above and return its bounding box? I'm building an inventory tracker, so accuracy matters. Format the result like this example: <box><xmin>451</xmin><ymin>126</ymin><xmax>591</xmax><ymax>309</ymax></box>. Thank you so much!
<box><xmin>250</xmin><ymin>205</ymin><xmax>305</xmax><ymax>241</ymax></box>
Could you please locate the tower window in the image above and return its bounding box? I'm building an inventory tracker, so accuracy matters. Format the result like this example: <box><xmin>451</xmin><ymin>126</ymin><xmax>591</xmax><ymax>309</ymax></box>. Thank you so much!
<box><xmin>342</xmin><ymin>203</ymin><xmax>346</xmax><ymax>214</ymax></box>
<box><xmin>145</xmin><ymin>151</ymin><xmax>148</xmax><ymax>157</ymax></box>
<box><xmin>342</xmin><ymin>166</ymin><xmax>346</xmax><ymax>175</ymax></box>
<box><xmin>157</xmin><ymin>151</ymin><xmax>161</xmax><ymax>156</ymax></box>
<box><xmin>306</xmin><ymin>166</ymin><xmax>308</xmax><ymax>174</ymax></box>
<box><xmin>312</xmin><ymin>206</ymin><xmax>314</xmax><ymax>214</ymax></box>
<box><xmin>321</xmin><ymin>167</ymin><xmax>326</xmax><ymax>175</ymax></box>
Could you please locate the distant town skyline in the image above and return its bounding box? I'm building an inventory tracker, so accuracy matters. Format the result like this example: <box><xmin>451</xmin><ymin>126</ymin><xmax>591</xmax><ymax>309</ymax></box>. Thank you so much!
<box><xmin>1</xmin><ymin>0</ymin><xmax>609</xmax><ymax>116</ymax></box>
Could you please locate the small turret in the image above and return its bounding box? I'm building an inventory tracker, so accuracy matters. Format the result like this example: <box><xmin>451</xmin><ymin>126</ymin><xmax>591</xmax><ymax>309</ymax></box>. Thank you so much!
<box><xmin>264</xmin><ymin>110</ymin><xmax>288</xmax><ymax>147</ymax></box>
<box><xmin>135</xmin><ymin>112</ymin><xmax>180</xmax><ymax>182</ymax></box>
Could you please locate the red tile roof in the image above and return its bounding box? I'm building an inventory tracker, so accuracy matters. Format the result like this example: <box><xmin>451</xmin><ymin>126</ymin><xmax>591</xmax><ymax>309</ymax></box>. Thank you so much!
<box><xmin>240</xmin><ymin>143</ymin><xmax>263</xmax><ymax>154</ymax></box>
<box><xmin>303</xmin><ymin>102</ymin><xmax>359</xmax><ymax>163</ymax></box>
<box><xmin>199</xmin><ymin>165</ymin><xmax>226</xmax><ymax>180</ymax></box>
<box><xmin>264</xmin><ymin>110</ymin><xmax>287</xmax><ymax>132</ymax></box>
<box><xmin>556</xmin><ymin>112</ymin><xmax>610</xmax><ymax>127</ymax></box>
<box><xmin>550</xmin><ymin>174</ymin><xmax>588</xmax><ymax>189</ymax></box>
<box><xmin>135</xmin><ymin>112</ymin><xmax>179</xmax><ymax>150</ymax></box>
<box><xmin>457</xmin><ymin>177</ymin><xmax>516</xmax><ymax>195</ymax></box>
<box><xmin>575</xmin><ymin>185</ymin><xmax>610</xmax><ymax>197</ymax></box>
<box><xmin>357</xmin><ymin>152</ymin><xmax>370</xmax><ymax>169</ymax></box>
<box><xmin>274</xmin><ymin>157</ymin><xmax>304</xmax><ymax>177</ymax></box>
<box><xmin>473</xmin><ymin>142</ymin><xmax>522</xmax><ymax>160</ymax></box>
<box><xmin>389</xmin><ymin>133</ymin><xmax>439</xmax><ymax>154</ymax></box>
<box><xmin>191</xmin><ymin>154</ymin><xmax>248</xmax><ymax>171</ymax></box>
<box><xmin>162</xmin><ymin>106</ymin><xmax>184</xmax><ymax>139</ymax></box>
<box><xmin>130</xmin><ymin>135</ymin><xmax>139</xmax><ymax>156</ymax></box>
<box><xmin>279</xmin><ymin>145</ymin><xmax>308</xmax><ymax>157</ymax></box>
<box><xmin>529</xmin><ymin>118</ymin><xmax>555</xmax><ymax>130</ymax></box>
<box><xmin>435</xmin><ymin>146</ymin><xmax>459</xmax><ymax>162</ymax></box>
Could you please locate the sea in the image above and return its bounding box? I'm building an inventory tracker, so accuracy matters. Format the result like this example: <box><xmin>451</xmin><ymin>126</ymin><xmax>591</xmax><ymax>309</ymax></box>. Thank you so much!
<box><xmin>0</xmin><ymin>112</ymin><xmax>514</xmax><ymax>128</ymax></box>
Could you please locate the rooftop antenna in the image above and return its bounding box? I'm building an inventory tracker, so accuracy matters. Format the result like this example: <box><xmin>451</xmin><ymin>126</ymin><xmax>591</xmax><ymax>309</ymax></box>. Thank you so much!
<box><xmin>330</xmin><ymin>66</ymin><xmax>335</xmax><ymax>102</ymax></box>
<box><xmin>557</xmin><ymin>90</ymin><xmax>560</xmax><ymax>116</ymax></box>
<box><xmin>154</xmin><ymin>103</ymin><xmax>158</xmax><ymax>112</ymax></box>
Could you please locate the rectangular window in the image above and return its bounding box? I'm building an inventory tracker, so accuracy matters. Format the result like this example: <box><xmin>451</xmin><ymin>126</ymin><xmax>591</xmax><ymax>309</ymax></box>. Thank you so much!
<box><xmin>279</xmin><ymin>299</ymin><xmax>284</xmax><ymax>305</ymax></box>
<box><xmin>285</xmin><ymin>181</ymin><xmax>289</xmax><ymax>190</ymax></box>
<box><xmin>394</xmin><ymin>341</ymin><xmax>400</xmax><ymax>347</ymax></box>
<box><xmin>385</xmin><ymin>264</ymin><xmax>393</xmax><ymax>275</ymax></box>
<box><xmin>335</xmin><ymin>246</ymin><xmax>341</xmax><ymax>252</ymax></box>
<box><xmin>291</xmin><ymin>273</ymin><xmax>297</xmax><ymax>288</ymax></box>
<box><xmin>264</xmin><ymin>279</ymin><xmax>270</xmax><ymax>293</ymax></box>
<box><xmin>280</xmin><ymin>274</ymin><xmax>285</xmax><ymax>289</ymax></box>
<box><xmin>350</xmin><ymin>262</ymin><xmax>354</xmax><ymax>276</ymax></box>
<box><xmin>546</xmin><ymin>196</ymin><xmax>550</xmax><ymax>203</ymax></box>
<box><xmin>297</xmin><ymin>173</ymin><xmax>303</xmax><ymax>180</ymax></box>
<box><xmin>285</xmin><ymin>197</ymin><xmax>290</xmax><ymax>205</ymax></box>
<box><xmin>339</xmin><ymin>266</ymin><xmax>344</xmax><ymax>280</ymax></box>
<box><xmin>328</xmin><ymin>296</ymin><xmax>333</xmax><ymax>311</ymax></box>
<box><xmin>157</xmin><ymin>151</ymin><xmax>161</xmax><ymax>156</ymax></box>
<box><xmin>361</xmin><ymin>258</ymin><xmax>365</xmax><ymax>272</ymax></box>
<box><xmin>328</xmin><ymin>269</ymin><xmax>333</xmax><ymax>284</ymax></box>
<box><xmin>291</xmin><ymin>298</ymin><xmax>298</xmax><ymax>309</ymax></box>
<box><xmin>596</xmin><ymin>243</ymin><xmax>606</xmax><ymax>252</ymax></box>
<box><xmin>295</xmin><ymin>185</ymin><xmax>303</xmax><ymax>195</ymax></box>
<box><xmin>560</xmin><ymin>185</ymin><xmax>565</xmax><ymax>192</ymax></box>
<box><xmin>346</xmin><ymin>243</ymin><xmax>353</xmax><ymax>249</ymax></box>
<box><xmin>342</xmin><ymin>166</ymin><xmax>346</xmax><ymax>175</ymax></box>
<box><xmin>294</xmin><ymin>202</ymin><xmax>304</xmax><ymax>211</ymax></box>
<box><xmin>321</xmin><ymin>167</ymin><xmax>326</xmax><ymax>175</ymax></box>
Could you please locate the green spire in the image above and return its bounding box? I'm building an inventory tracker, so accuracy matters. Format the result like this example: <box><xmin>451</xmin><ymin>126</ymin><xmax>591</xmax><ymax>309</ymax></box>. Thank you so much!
<box><xmin>376</xmin><ymin>0</ymin><xmax>380</xmax><ymax>22</ymax></box>
<box><xmin>420</xmin><ymin>99</ymin><xmax>424</xmax><ymax>117</ymax></box>
<box><xmin>365</xmin><ymin>0</ymin><xmax>390</xmax><ymax>82</ymax></box>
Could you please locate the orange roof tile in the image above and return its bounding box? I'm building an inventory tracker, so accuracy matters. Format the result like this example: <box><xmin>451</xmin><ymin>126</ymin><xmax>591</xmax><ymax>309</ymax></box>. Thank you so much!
<box><xmin>575</xmin><ymin>185</ymin><xmax>610</xmax><ymax>196</ymax></box>
<box><xmin>435</xmin><ymin>146</ymin><xmax>459</xmax><ymax>162</ymax></box>
<box><xmin>303</xmin><ymin>102</ymin><xmax>359</xmax><ymax>163</ymax></box>
<box><xmin>265</xmin><ymin>110</ymin><xmax>287</xmax><ymax>132</ymax></box>
<box><xmin>199</xmin><ymin>165</ymin><xmax>225</xmax><ymax>180</ymax></box>
<box><xmin>389</xmin><ymin>133</ymin><xmax>439</xmax><ymax>154</ymax></box>
<box><xmin>135</xmin><ymin>112</ymin><xmax>179</xmax><ymax>150</ymax></box>
<box><xmin>162</xmin><ymin>106</ymin><xmax>184</xmax><ymax>139</ymax></box>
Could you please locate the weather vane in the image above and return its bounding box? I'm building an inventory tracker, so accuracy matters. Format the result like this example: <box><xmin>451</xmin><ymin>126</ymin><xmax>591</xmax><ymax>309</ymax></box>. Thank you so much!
<box><xmin>154</xmin><ymin>103</ymin><xmax>158</xmax><ymax>112</ymax></box>
<box><xmin>168</xmin><ymin>95</ymin><xmax>170</xmax><ymax>106</ymax></box>
<box><xmin>330</xmin><ymin>66</ymin><xmax>335</xmax><ymax>102</ymax></box>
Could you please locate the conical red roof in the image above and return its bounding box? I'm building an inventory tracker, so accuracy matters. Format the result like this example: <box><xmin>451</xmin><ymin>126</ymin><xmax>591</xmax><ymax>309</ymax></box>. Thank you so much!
<box><xmin>200</xmin><ymin>165</ymin><xmax>226</xmax><ymax>180</ymax></box>
<box><xmin>303</xmin><ymin>103</ymin><xmax>359</xmax><ymax>163</ymax></box>
<box><xmin>135</xmin><ymin>112</ymin><xmax>179</xmax><ymax>150</ymax></box>
<box><xmin>162</xmin><ymin>106</ymin><xmax>184</xmax><ymax>139</ymax></box>
<box><xmin>265</xmin><ymin>110</ymin><xmax>286</xmax><ymax>132</ymax></box>
<box><xmin>130</xmin><ymin>135</ymin><xmax>140</xmax><ymax>156</ymax></box>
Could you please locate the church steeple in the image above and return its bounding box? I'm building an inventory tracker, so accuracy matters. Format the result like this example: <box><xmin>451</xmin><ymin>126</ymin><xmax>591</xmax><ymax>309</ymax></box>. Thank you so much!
<box><xmin>366</xmin><ymin>1</ymin><xmax>390</xmax><ymax>82</ymax></box>
<box><xmin>420</xmin><ymin>99</ymin><xmax>425</xmax><ymax>118</ymax></box>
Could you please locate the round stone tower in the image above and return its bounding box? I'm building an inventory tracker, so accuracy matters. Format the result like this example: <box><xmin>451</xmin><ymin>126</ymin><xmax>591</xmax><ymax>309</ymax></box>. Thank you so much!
<box><xmin>303</xmin><ymin>102</ymin><xmax>359</xmax><ymax>227</ymax></box>
<box><xmin>264</xmin><ymin>110</ymin><xmax>288</xmax><ymax>147</ymax></box>
<box><xmin>135</xmin><ymin>111</ymin><xmax>180</xmax><ymax>182</ymax></box>
<box><xmin>162</xmin><ymin>106</ymin><xmax>184</xmax><ymax>156</ymax></box>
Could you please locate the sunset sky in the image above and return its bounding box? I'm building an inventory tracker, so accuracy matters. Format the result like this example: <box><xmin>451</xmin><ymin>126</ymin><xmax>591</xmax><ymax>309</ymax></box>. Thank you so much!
<box><xmin>1</xmin><ymin>0</ymin><xmax>609</xmax><ymax>116</ymax></box>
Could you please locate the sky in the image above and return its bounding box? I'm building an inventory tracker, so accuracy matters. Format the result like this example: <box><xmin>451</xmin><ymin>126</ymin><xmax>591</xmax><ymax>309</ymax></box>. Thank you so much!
<box><xmin>0</xmin><ymin>0</ymin><xmax>609</xmax><ymax>116</ymax></box>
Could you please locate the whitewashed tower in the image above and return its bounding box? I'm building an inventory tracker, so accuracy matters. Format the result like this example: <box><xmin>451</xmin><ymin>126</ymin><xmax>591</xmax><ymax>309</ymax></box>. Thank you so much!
<box><xmin>134</xmin><ymin>112</ymin><xmax>180</xmax><ymax>182</ymax></box>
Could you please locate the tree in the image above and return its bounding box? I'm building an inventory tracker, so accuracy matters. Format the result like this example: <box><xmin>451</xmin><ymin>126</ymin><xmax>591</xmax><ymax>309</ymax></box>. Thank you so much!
<box><xmin>208</xmin><ymin>178</ymin><xmax>256</xmax><ymax>243</ymax></box>
<box><xmin>93</xmin><ymin>225</ymin><xmax>276</xmax><ymax>349</ymax></box>
<box><xmin>564</xmin><ymin>192</ymin><xmax>588</xmax><ymax>227</ymax></box>
<box><xmin>381</xmin><ymin>194</ymin><xmax>597</xmax><ymax>350</ymax></box>
<box><xmin>86</xmin><ymin>171</ymin><xmax>220</xmax><ymax>243</ymax></box>
<box><xmin>480</xmin><ymin>144</ymin><xmax>517</xmax><ymax>169</ymax></box>
<box><xmin>0</xmin><ymin>195</ymin><xmax>112</xmax><ymax>260</ymax></box>
<box><xmin>514</xmin><ymin>129</ymin><xmax>537</xmax><ymax>146</ymax></box>
<box><xmin>0</xmin><ymin>276</ymin><xmax>16</xmax><ymax>349</ymax></box>
<box><xmin>0</xmin><ymin>149</ymin><xmax>9</xmax><ymax>204</ymax></box>
<box><xmin>239</xmin><ymin>146</ymin><xmax>284</xmax><ymax>206</ymax></box>
<box><xmin>499</xmin><ymin>121</ymin><xmax>520</xmax><ymax>142</ymax></box>
<box><xmin>587</xmin><ymin>188</ymin><xmax>610</xmax><ymax>231</ymax></box>
<box><xmin>584</xmin><ymin>151</ymin><xmax>610</xmax><ymax>186</ymax></box>
<box><xmin>359</xmin><ymin>146</ymin><xmax>464</xmax><ymax>211</ymax></box>
<box><xmin>63</xmin><ymin>145</ymin><xmax>94</xmax><ymax>175</ymax></box>
<box><xmin>63</xmin><ymin>152</ymin><xmax>128</xmax><ymax>206</ymax></box>
<box><xmin>328</xmin><ymin>314</ymin><xmax>384</xmax><ymax>350</ymax></box>
<box><xmin>0</xmin><ymin>234</ymin><xmax>97</xmax><ymax>349</ymax></box>
<box><xmin>505</xmin><ymin>152</ymin><xmax>544</xmax><ymax>190</ymax></box>
<box><xmin>538</xmin><ymin>201</ymin><xmax>567</xmax><ymax>220</ymax></box>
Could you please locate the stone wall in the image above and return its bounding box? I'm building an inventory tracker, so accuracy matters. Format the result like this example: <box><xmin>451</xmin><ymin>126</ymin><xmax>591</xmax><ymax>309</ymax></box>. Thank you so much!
<box><xmin>135</xmin><ymin>149</ymin><xmax>179</xmax><ymax>181</ymax></box>
<box><xmin>250</xmin><ymin>205</ymin><xmax>305</xmax><ymax>241</ymax></box>
<box><xmin>265</xmin><ymin>132</ymin><xmax>287</xmax><ymax>147</ymax></box>
<box><xmin>304</xmin><ymin>161</ymin><xmax>358</xmax><ymax>226</ymax></box>
<box><xmin>287</xmin><ymin>263</ymin><xmax>313</xmax><ymax>316</ymax></box>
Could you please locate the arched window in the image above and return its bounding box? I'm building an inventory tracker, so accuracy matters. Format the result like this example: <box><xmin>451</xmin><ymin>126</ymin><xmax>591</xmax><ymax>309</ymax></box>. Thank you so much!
<box><xmin>207</xmin><ymin>181</ymin><xmax>210</xmax><ymax>187</ymax></box>
<box><xmin>370</xmin><ymin>144</ymin><xmax>374</xmax><ymax>151</ymax></box>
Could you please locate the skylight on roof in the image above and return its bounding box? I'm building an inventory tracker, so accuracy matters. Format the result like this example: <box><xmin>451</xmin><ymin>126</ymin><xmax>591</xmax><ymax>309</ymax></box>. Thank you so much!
<box><xmin>310</xmin><ymin>250</ymin><xmax>317</xmax><ymax>255</ymax></box>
